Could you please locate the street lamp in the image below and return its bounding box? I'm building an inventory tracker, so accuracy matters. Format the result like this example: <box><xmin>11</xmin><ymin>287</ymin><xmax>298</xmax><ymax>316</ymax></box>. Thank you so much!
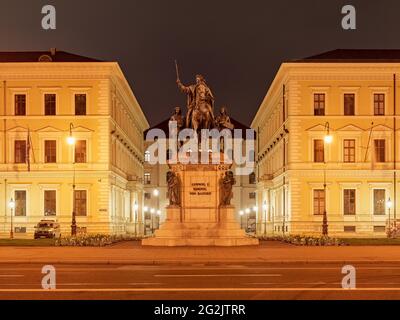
<box><xmin>239</xmin><ymin>210</ymin><xmax>244</xmax><ymax>229</ymax></box>
<box><xmin>153</xmin><ymin>189</ymin><xmax>160</xmax><ymax>197</ymax></box>
<box><xmin>245</xmin><ymin>208</ymin><xmax>251</xmax><ymax>232</ymax></box>
<box><xmin>134</xmin><ymin>202</ymin><xmax>139</xmax><ymax>237</ymax></box>
<box><xmin>157</xmin><ymin>210</ymin><xmax>162</xmax><ymax>229</ymax></box>
<box><xmin>67</xmin><ymin>123</ymin><xmax>77</xmax><ymax>237</ymax></box>
<box><xmin>263</xmin><ymin>202</ymin><xmax>268</xmax><ymax>236</ymax></box>
<box><xmin>150</xmin><ymin>208</ymin><xmax>156</xmax><ymax>234</ymax></box>
<box><xmin>9</xmin><ymin>198</ymin><xmax>15</xmax><ymax>239</ymax></box>
<box><xmin>67</xmin><ymin>123</ymin><xmax>76</xmax><ymax>146</ymax></box>
<box><xmin>387</xmin><ymin>198</ymin><xmax>393</xmax><ymax>230</ymax></box>
<box><xmin>143</xmin><ymin>206</ymin><xmax>149</xmax><ymax>235</ymax></box>
<box><xmin>323</xmin><ymin>122</ymin><xmax>332</xmax><ymax>237</ymax></box>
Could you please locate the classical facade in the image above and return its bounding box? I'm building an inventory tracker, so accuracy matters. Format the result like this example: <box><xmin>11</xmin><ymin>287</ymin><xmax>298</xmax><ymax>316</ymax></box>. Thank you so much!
<box><xmin>253</xmin><ymin>49</ymin><xmax>400</xmax><ymax>238</ymax></box>
<box><xmin>0</xmin><ymin>50</ymin><xmax>149</xmax><ymax>238</ymax></box>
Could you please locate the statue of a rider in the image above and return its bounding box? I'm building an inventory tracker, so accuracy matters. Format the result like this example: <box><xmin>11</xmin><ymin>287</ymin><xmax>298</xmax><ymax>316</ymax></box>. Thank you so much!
<box><xmin>176</xmin><ymin>71</ymin><xmax>215</xmax><ymax>130</ymax></box>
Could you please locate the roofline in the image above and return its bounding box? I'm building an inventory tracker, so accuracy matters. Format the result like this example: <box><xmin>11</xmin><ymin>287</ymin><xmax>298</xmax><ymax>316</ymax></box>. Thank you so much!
<box><xmin>112</xmin><ymin>63</ymin><xmax>150</xmax><ymax>130</ymax></box>
<box><xmin>251</xmin><ymin>63</ymin><xmax>288</xmax><ymax>128</ymax></box>
<box><xmin>285</xmin><ymin>59</ymin><xmax>400</xmax><ymax>63</ymax></box>
<box><xmin>0</xmin><ymin>60</ymin><xmax>150</xmax><ymax>130</ymax></box>
<box><xmin>252</xmin><ymin>60</ymin><xmax>400</xmax><ymax>128</ymax></box>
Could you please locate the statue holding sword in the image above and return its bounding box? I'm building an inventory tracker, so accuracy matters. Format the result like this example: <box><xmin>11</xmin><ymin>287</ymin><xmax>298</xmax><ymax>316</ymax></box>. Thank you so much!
<box><xmin>175</xmin><ymin>60</ymin><xmax>215</xmax><ymax>131</ymax></box>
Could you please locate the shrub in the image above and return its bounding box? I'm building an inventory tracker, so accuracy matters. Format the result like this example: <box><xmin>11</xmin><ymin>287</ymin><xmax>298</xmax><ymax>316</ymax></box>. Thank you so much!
<box><xmin>259</xmin><ymin>234</ymin><xmax>344</xmax><ymax>246</ymax></box>
<box><xmin>387</xmin><ymin>224</ymin><xmax>400</xmax><ymax>239</ymax></box>
<box><xmin>55</xmin><ymin>234</ymin><xmax>142</xmax><ymax>247</ymax></box>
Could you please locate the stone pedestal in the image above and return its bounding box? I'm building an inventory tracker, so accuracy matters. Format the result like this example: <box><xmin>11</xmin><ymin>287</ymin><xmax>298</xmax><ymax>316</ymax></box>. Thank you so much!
<box><xmin>142</xmin><ymin>161</ymin><xmax>259</xmax><ymax>247</ymax></box>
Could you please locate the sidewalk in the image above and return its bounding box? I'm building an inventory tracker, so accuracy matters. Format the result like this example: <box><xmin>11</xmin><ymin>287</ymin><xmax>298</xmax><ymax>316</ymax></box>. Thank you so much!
<box><xmin>1</xmin><ymin>241</ymin><xmax>400</xmax><ymax>265</ymax></box>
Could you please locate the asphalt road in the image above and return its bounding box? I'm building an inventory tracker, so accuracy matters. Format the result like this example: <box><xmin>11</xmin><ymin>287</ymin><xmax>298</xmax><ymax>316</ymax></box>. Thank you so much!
<box><xmin>0</xmin><ymin>262</ymin><xmax>399</xmax><ymax>300</ymax></box>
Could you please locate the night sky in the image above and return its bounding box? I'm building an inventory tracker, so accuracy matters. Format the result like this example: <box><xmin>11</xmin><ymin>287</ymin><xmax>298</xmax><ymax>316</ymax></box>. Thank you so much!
<box><xmin>0</xmin><ymin>0</ymin><xmax>399</xmax><ymax>126</ymax></box>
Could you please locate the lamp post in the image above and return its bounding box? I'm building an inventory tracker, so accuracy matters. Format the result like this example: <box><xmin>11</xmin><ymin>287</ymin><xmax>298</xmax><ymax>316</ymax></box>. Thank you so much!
<box><xmin>323</xmin><ymin>122</ymin><xmax>333</xmax><ymax>237</ymax></box>
<box><xmin>67</xmin><ymin>123</ymin><xmax>77</xmax><ymax>237</ymax></box>
<box><xmin>157</xmin><ymin>210</ymin><xmax>161</xmax><ymax>229</ymax></box>
<box><xmin>143</xmin><ymin>206</ymin><xmax>149</xmax><ymax>235</ymax></box>
<box><xmin>263</xmin><ymin>202</ymin><xmax>268</xmax><ymax>236</ymax></box>
<box><xmin>253</xmin><ymin>206</ymin><xmax>258</xmax><ymax>234</ymax></box>
<box><xmin>150</xmin><ymin>208</ymin><xmax>155</xmax><ymax>234</ymax></box>
<box><xmin>153</xmin><ymin>189</ymin><xmax>160</xmax><ymax>234</ymax></box>
<box><xmin>9</xmin><ymin>198</ymin><xmax>15</xmax><ymax>239</ymax></box>
<box><xmin>245</xmin><ymin>208</ymin><xmax>251</xmax><ymax>232</ymax></box>
<box><xmin>134</xmin><ymin>202</ymin><xmax>139</xmax><ymax>237</ymax></box>
<box><xmin>388</xmin><ymin>198</ymin><xmax>393</xmax><ymax>233</ymax></box>
<box><xmin>239</xmin><ymin>210</ymin><xmax>244</xmax><ymax>229</ymax></box>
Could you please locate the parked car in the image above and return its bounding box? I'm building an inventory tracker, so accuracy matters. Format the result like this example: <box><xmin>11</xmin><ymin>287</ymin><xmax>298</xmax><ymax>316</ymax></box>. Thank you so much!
<box><xmin>34</xmin><ymin>220</ymin><xmax>61</xmax><ymax>239</ymax></box>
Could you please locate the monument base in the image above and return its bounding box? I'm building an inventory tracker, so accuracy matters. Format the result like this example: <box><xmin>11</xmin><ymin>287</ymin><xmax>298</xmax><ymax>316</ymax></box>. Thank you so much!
<box><xmin>142</xmin><ymin>206</ymin><xmax>259</xmax><ymax>247</ymax></box>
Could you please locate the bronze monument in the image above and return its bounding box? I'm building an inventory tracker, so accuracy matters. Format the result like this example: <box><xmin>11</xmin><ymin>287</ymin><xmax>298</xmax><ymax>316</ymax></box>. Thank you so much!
<box><xmin>220</xmin><ymin>171</ymin><xmax>236</xmax><ymax>206</ymax></box>
<box><xmin>169</xmin><ymin>106</ymin><xmax>184</xmax><ymax>132</ymax></box>
<box><xmin>167</xmin><ymin>171</ymin><xmax>180</xmax><ymax>206</ymax></box>
<box><xmin>215</xmin><ymin>106</ymin><xmax>234</xmax><ymax>130</ymax></box>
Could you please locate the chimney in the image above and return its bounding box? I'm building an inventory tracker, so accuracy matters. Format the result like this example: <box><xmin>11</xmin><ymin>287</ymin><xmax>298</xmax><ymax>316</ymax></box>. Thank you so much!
<box><xmin>50</xmin><ymin>48</ymin><xmax>57</xmax><ymax>56</ymax></box>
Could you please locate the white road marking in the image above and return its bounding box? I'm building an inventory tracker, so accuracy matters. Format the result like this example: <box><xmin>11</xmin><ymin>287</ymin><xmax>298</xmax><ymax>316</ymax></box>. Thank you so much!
<box><xmin>0</xmin><ymin>287</ymin><xmax>399</xmax><ymax>292</ymax></box>
<box><xmin>154</xmin><ymin>274</ymin><xmax>282</xmax><ymax>277</ymax></box>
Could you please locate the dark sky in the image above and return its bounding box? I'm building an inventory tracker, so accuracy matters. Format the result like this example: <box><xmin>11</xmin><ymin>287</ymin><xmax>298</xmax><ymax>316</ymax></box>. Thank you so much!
<box><xmin>0</xmin><ymin>0</ymin><xmax>399</xmax><ymax>126</ymax></box>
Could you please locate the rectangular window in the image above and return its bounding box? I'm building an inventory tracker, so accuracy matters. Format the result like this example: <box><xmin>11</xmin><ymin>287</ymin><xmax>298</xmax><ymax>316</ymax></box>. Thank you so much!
<box><xmin>374</xmin><ymin>226</ymin><xmax>386</xmax><ymax>233</ymax></box>
<box><xmin>374</xmin><ymin>189</ymin><xmax>386</xmax><ymax>215</ymax></box>
<box><xmin>145</xmin><ymin>151</ymin><xmax>150</xmax><ymax>163</ymax></box>
<box><xmin>313</xmin><ymin>189</ymin><xmax>325</xmax><ymax>216</ymax></box>
<box><xmin>314</xmin><ymin>139</ymin><xmax>324</xmax><ymax>163</ymax></box>
<box><xmin>374</xmin><ymin>94</ymin><xmax>385</xmax><ymax>116</ymax></box>
<box><xmin>74</xmin><ymin>190</ymin><xmax>87</xmax><ymax>217</ymax></box>
<box><xmin>374</xmin><ymin>139</ymin><xmax>386</xmax><ymax>163</ymax></box>
<box><xmin>75</xmin><ymin>140</ymin><xmax>87</xmax><ymax>163</ymax></box>
<box><xmin>44</xmin><ymin>94</ymin><xmax>56</xmax><ymax>115</ymax></box>
<box><xmin>249</xmin><ymin>173</ymin><xmax>256</xmax><ymax>184</ymax></box>
<box><xmin>344</xmin><ymin>226</ymin><xmax>356</xmax><ymax>233</ymax></box>
<box><xmin>249</xmin><ymin>192</ymin><xmax>256</xmax><ymax>199</ymax></box>
<box><xmin>166</xmin><ymin>149</ymin><xmax>173</xmax><ymax>161</ymax></box>
<box><xmin>314</xmin><ymin>93</ymin><xmax>325</xmax><ymax>116</ymax></box>
<box><xmin>343</xmin><ymin>189</ymin><xmax>356</xmax><ymax>215</ymax></box>
<box><xmin>144</xmin><ymin>193</ymin><xmax>151</xmax><ymax>200</ymax></box>
<box><xmin>15</xmin><ymin>227</ymin><xmax>27</xmax><ymax>234</ymax></box>
<box><xmin>15</xmin><ymin>94</ymin><xmax>26</xmax><ymax>116</ymax></box>
<box><xmin>44</xmin><ymin>190</ymin><xmax>56</xmax><ymax>216</ymax></box>
<box><xmin>343</xmin><ymin>139</ymin><xmax>356</xmax><ymax>163</ymax></box>
<box><xmin>75</xmin><ymin>94</ymin><xmax>87</xmax><ymax>115</ymax></box>
<box><xmin>344</xmin><ymin>94</ymin><xmax>355</xmax><ymax>115</ymax></box>
<box><xmin>14</xmin><ymin>140</ymin><xmax>27</xmax><ymax>164</ymax></box>
<box><xmin>15</xmin><ymin>190</ymin><xmax>26</xmax><ymax>217</ymax></box>
<box><xmin>144</xmin><ymin>173</ymin><xmax>151</xmax><ymax>185</ymax></box>
<box><xmin>44</xmin><ymin>140</ymin><xmax>57</xmax><ymax>163</ymax></box>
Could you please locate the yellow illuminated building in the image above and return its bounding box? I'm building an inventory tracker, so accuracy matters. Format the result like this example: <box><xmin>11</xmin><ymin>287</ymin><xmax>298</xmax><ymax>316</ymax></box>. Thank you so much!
<box><xmin>0</xmin><ymin>50</ymin><xmax>149</xmax><ymax>238</ymax></box>
<box><xmin>252</xmin><ymin>49</ymin><xmax>400</xmax><ymax>238</ymax></box>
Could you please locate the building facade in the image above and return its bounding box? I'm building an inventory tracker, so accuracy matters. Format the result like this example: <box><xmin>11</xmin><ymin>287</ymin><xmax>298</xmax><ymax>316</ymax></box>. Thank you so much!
<box><xmin>0</xmin><ymin>50</ymin><xmax>149</xmax><ymax>238</ymax></box>
<box><xmin>252</xmin><ymin>49</ymin><xmax>400</xmax><ymax>238</ymax></box>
